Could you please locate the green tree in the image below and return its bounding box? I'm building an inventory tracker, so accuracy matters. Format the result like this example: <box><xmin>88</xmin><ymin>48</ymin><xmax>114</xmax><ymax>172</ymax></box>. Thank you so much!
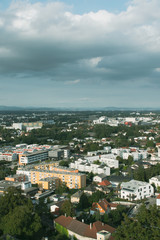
<box><xmin>146</xmin><ymin>140</ymin><xmax>155</xmax><ymax>148</ymax></box>
<box><xmin>59</xmin><ymin>160</ymin><xmax>69</xmax><ymax>167</ymax></box>
<box><xmin>77</xmin><ymin>193</ymin><xmax>90</xmax><ymax>210</ymax></box>
<box><xmin>89</xmin><ymin>191</ymin><xmax>105</xmax><ymax>204</ymax></box>
<box><xmin>0</xmin><ymin>205</ymin><xmax>41</xmax><ymax>239</ymax></box>
<box><xmin>128</xmin><ymin>155</ymin><xmax>134</xmax><ymax>165</ymax></box>
<box><xmin>55</xmin><ymin>183</ymin><xmax>69</xmax><ymax>195</ymax></box>
<box><xmin>0</xmin><ymin>187</ymin><xmax>32</xmax><ymax>218</ymax></box>
<box><xmin>60</xmin><ymin>200</ymin><xmax>74</xmax><ymax>217</ymax></box>
<box><xmin>114</xmin><ymin>204</ymin><xmax>160</xmax><ymax>240</ymax></box>
<box><xmin>0</xmin><ymin>187</ymin><xmax>42</xmax><ymax>239</ymax></box>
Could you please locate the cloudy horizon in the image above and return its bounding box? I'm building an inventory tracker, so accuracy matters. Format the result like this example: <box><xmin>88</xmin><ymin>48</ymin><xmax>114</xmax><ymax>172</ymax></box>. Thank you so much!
<box><xmin>0</xmin><ymin>0</ymin><xmax>160</xmax><ymax>108</ymax></box>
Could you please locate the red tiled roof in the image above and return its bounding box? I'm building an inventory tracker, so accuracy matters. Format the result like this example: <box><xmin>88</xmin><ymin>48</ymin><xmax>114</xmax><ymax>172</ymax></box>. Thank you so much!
<box><xmin>54</xmin><ymin>215</ymin><xmax>115</xmax><ymax>239</ymax></box>
<box><xmin>54</xmin><ymin>215</ymin><xmax>73</xmax><ymax>228</ymax></box>
<box><xmin>109</xmin><ymin>203</ymin><xmax>118</xmax><ymax>208</ymax></box>
<box><xmin>157</xmin><ymin>194</ymin><xmax>160</xmax><ymax>199</ymax></box>
<box><xmin>98</xmin><ymin>179</ymin><xmax>111</xmax><ymax>186</ymax></box>
<box><xmin>91</xmin><ymin>199</ymin><xmax>118</xmax><ymax>213</ymax></box>
<box><xmin>85</xmin><ymin>221</ymin><xmax>115</xmax><ymax>239</ymax></box>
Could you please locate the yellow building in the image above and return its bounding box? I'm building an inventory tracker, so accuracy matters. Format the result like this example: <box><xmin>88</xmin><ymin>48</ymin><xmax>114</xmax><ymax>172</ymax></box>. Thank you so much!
<box><xmin>38</xmin><ymin>177</ymin><xmax>60</xmax><ymax>190</ymax></box>
<box><xmin>30</xmin><ymin>169</ymin><xmax>86</xmax><ymax>189</ymax></box>
<box><xmin>34</xmin><ymin>161</ymin><xmax>59</xmax><ymax>170</ymax></box>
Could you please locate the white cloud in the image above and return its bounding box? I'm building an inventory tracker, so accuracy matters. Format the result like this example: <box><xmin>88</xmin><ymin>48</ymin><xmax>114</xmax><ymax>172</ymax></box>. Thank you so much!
<box><xmin>155</xmin><ymin>68</ymin><xmax>160</xmax><ymax>72</ymax></box>
<box><xmin>65</xmin><ymin>79</ymin><xmax>80</xmax><ymax>85</ymax></box>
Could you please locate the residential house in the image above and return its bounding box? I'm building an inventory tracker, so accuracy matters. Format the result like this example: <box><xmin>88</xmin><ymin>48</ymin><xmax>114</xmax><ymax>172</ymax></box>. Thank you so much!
<box><xmin>48</xmin><ymin>200</ymin><xmax>65</xmax><ymax>216</ymax></box>
<box><xmin>108</xmin><ymin>176</ymin><xmax>132</xmax><ymax>188</ymax></box>
<box><xmin>90</xmin><ymin>199</ymin><xmax>118</xmax><ymax>215</ymax></box>
<box><xmin>93</xmin><ymin>174</ymin><xmax>108</xmax><ymax>183</ymax></box>
<box><xmin>149</xmin><ymin>175</ymin><xmax>160</xmax><ymax>188</ymax></box>
<box><xmin>120</xmin><ymin>180</ymin><xmax>154</xmax><ymax>201</ymax></box>
<box><xmin>71</xmin><ymin>190</ymin><xmax>83</xmax><ymax>204</ymax></box>
<box><xmin>97</xmin><ymin>180</ymin><xmax>112</xmax><ymax>188</ymax></box>
<box><xmin>84</xmin><ymin>184</ymin><xmax>97</xmax><ymax>196</ymax></box>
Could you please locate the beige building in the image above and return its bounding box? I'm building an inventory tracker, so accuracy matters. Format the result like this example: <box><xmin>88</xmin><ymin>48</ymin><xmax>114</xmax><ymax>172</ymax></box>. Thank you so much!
<box><xmin>38</xmin><ymin>177</ymin><xmax>60</xmax><ymax>190</ymax></box>
<box><xmin>71</xmin><ymin>190</ymin><xmax>83</xmax><ymax>203</ymax></box>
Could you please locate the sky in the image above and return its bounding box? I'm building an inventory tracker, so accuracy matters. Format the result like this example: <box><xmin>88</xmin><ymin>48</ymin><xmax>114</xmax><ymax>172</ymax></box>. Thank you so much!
<box><xmin>0</xmin><ymin>0</ymin><xmax>160</xmax><ymax>109</ymax></box>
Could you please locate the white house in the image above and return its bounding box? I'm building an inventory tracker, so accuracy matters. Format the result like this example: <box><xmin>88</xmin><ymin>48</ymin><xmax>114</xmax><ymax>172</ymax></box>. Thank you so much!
<box><xmin>156</xmin><ymin>194</ymin><xmax>160</xmax><ymax>206</ymax></box>
<box><xmin>93</xmin><ymin>174</ymin><xmax>107</xmax><ymax>183</ymax></box>
<box><xmin>120</xmin><ymin>180</ymin><xmax>154</xmax><ymax>201</ymax></box>
<box><xmin>149</xmin><ymin>175</ymin><xmax>160</xmax><ymax>188</ymax></box>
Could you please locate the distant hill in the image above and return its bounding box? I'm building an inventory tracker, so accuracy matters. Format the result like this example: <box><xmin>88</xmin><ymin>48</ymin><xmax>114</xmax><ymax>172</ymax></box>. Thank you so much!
<box><xmin>0</xmin><ymin>105</ymin><xmax>159</xmax><ymax>111</ymax></box>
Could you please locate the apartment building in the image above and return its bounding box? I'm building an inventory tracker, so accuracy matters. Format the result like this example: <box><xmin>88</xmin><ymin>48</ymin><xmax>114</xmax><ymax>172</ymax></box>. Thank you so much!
<box><xmin>38</xmin><ymin>177</ymin><xmax>60</xmax><ymax>190</ymax></box>
<box><xmin>120</xmin><ymin>180</ymin><xmax>154</xmax><ymax>201</ymax></box>
<box><xmin>16</xmin><ymin>169</ymin><xmax>31</xmax><ymax>181</ymax></box>
<box><xmin>70</xmin><ymin>160</ymin><xmax>110</xmax><ymax>176</ymax></box>
<box><xmin>5</xmin><ymin>174</ymin><xmax>26</xmax><ymax>182</ymax></box>
<box><xmin>85</xmin><ymin>154</ymin><xmax>119</xmax><ymax>169</ymax></box>
<box><xmin>30</xmin><ymin>169</ymin><xmax>86</xmax><ymax>189</ymax></box>
<box><xmin>0</xmin><ymin>152</ymin><xmax>17</xmax><ymax>162</ymax></box>
<box><xmin>19</xmin><ymin>150</ymin><xmax>48</xmax><ymax>165</ymax></box>
<box><xmin>12</xmin><ymin>122</ymin><xmax>43</xmax><ymax>131</ymax></box>
<box><xmin>34</xmin><ymin>161</ymin><xmax>59</xmax><ymax>170</ymax></box>
<box><xmin>100</xmin><ymin>157</ymin><xmax>119</xmax><ymax>169</ymax></box>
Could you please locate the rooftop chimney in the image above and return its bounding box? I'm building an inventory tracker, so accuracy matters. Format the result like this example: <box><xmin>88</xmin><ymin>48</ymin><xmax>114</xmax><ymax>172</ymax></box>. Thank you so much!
<box><xmin>90</xmin><ymin>223</ymin><xmax>92</xmax><ymax>229</ymax></box>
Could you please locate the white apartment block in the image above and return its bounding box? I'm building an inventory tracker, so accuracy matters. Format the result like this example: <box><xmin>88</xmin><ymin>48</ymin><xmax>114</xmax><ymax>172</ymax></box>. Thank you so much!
<box><xmin>149</xmin><ymin>176</ymin><xmax>160</xmax><ymax>188</ymax></box>
<box><xmin>87</xmin><ymin>149</ymin><xmax>111</xmax><ymax>157</ymax></box>
<box><xmin>63</xmin><ymin>149</ymin><xmax>70</xmax><ymax>159</ymax></box>
<box><xmin>100</xmin><ymin>157</ymin><xmax>119</xmax><ymax>169</ymax></box>
<box><xmin>121</xmin><ymin>180</ymin><xmax>154</xmax><ymax>201</ymax></box>
<box><xmin>120</xmin><ymin>149</ymin><xmax>148</xmax><ymax>161</ymax></box>
<box><xmin>12</xmin><ymin>123</ymin><xmax>23</xmax><ymax>130</ymax></box>
<box><xmin>70</xmin><ymin>160</ymin><xmax>110</xmax><ymax>176</ymax></box>
<box><xmin>93</xmin><ymin>116</ymin><xmax>107</xmax><ymax>124</ymax></box>
<box><xmin>85</xmin><ymin>154</ymin><xmax>119</xmax><ymax>169</ymax></box>
<box><xmin>0</xmin><ymin>152</ymin><xmax>17</xmax><ymax>162</ymax></box>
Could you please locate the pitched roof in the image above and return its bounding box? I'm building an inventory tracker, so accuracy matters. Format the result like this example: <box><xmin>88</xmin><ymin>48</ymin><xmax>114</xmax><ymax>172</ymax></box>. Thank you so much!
<box><xmin>85</xmin><ymin>221</ymin><xmax>115</xmax><ymax>239</ymax></box>
<box><xmin>91</xmin><ymin>199</ymin><xmax>118</xmax><ymax>212</ymax></box>
<box><xmin>85</xmin><ymin>184</ymin><xmax>96</xmax><ymax>192</ymax></box>
<box><xmin>97</xmin><ymin>173</ymin><xmax>107</xmax><ymax>178</ymax></box>
<box><xmin>54</xmin><ymin>215</ymin><xmax>73</xmax><ymax>228</ymax></box>
<box><xmin>98</xmin><ymin>179</ymin><xmax>111</xmax><ymax>187</ymax></box>
<box><xmin>68</xmin><ymin>219</ymin><xmax>88</xmax><ymax>236</ymax></box>
<box><xmin>54</xmin><ymin>215</ymin><xmax>115</xmax><ymax>239</ymax></box>
<box><xmin>71</xmin><ymin>190</ymin><xmax>83</xmax><ymax>198</ymax></box>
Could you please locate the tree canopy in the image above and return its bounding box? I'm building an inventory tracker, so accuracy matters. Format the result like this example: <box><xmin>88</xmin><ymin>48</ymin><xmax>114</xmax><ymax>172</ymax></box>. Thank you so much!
<box><xmin>0</xmin><ymin>187</ymin><xmax>42</xmax><ymax>239</ymax></box>
<box><xmin>114</xmin><ymin>204</ymin><xmax>160</xmax><ymax>240</ymax></box>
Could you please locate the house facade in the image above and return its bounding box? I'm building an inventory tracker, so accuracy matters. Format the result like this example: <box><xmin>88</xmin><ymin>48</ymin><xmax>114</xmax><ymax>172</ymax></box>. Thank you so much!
<box><xmin>149</xmin><ymin>175</ymin><xmax>160</xmax><ymax>188</ymax></box>
<box><xmin>120</xmin><ymin>180</ymin><xmax>154</xmax><ymax>201</ymax></box>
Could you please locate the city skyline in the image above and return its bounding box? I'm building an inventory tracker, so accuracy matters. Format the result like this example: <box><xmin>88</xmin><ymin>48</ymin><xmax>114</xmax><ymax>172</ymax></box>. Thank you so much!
<box><xmin>0</xmin><ymin>0</ymin><xmax>160</xmax><ymax>108</ymax></box>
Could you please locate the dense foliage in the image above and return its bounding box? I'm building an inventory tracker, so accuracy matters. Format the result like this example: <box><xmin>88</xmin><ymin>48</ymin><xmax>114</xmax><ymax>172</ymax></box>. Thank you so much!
<box><xmin>114</xmin><ymin>204</ymin><xmax>160</xmax><ymax>240</ymax></box>
<box><xmin>133</xmin><ymin>163</ymin><xmax>160</xmax><ymax>182</ymax></box>
<box><xmin>0</xmin><ymin>187</ymin><xmax>42</xmax><ymax>239</ymax></box>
